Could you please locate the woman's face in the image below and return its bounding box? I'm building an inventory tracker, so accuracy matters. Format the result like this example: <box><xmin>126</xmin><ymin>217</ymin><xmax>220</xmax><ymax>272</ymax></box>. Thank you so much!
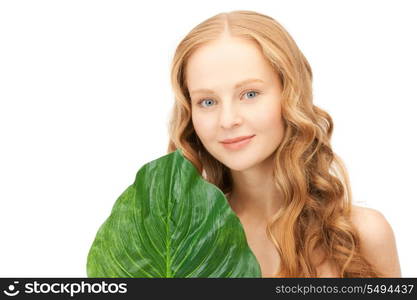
<box><xmin>186</xmin><ymin>36</ymin><xmax>285</xmax><ymax>172</ymax></box>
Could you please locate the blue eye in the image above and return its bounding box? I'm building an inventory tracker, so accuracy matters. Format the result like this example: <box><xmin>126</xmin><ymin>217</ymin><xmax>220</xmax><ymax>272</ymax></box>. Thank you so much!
<box><xmin>200</xmin><ymin>99</ymin><xmax>216</xmax><ymax>108</ymax></box>
<box><xmin>244</xmin><ymin>90</ymin><xmax>259</xmax><ymax>99</ymax></box>
<box><xmin>198</xmin><ymin>90</ymin><xmax>260</xmax><ymax>108</ymax></box>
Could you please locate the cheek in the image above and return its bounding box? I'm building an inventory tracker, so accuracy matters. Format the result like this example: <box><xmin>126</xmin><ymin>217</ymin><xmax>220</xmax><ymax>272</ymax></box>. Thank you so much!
<box><xmin>192</xmin><ymin>112</ymin><xmax>217</xmax><ymax>141</ymax></box>
<box><xmin>251</xmin><ymin>100</ymin><xmax>283</xmax><ymax>131</ymax></box>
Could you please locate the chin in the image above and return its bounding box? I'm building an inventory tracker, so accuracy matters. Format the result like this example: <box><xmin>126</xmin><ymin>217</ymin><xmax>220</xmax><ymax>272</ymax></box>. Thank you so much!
<box><xmin>225</xmin><ymin>164</ymin><xmax>252</xmax><ymax>172</ymax></box>
<box><xmin>205</xmin><ymin>146</ymin><xmax>259</xmax><ymax>171</ymax></box>
<box><xmin>218</xmin><ymin>156</ymin><xmax>257</xmax><ymax>172</ymax></box>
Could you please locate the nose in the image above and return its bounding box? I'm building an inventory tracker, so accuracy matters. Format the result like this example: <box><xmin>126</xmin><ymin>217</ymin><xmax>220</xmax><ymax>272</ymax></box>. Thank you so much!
<box><xmin>219</xmin><ymin>102</ymin><xmax>242</xmax><ymax>129</ymax></box>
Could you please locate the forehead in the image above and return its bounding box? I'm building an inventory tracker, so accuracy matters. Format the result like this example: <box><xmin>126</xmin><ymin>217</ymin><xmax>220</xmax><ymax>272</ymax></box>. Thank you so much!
<box><xmin>186</xmin><ymin>38</ymin><xmax>275</xmax><ymax>91</ymax></box>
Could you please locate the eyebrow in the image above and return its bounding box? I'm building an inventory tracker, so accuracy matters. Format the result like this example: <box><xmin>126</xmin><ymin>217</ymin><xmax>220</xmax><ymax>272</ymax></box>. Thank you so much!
<box><xmin>189</xmin><ymin>78</ymin><xmax>264</xmax><ymax>96</ymax></box>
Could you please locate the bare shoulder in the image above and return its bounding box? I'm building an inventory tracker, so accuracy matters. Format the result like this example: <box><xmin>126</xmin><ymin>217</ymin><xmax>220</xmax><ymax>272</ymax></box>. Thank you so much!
<box><xmin>350</xmin><ymin>205</ymin><xmax>388</xmax><ymax>229</ymax></box>
<box><xmin>350</xmin><ymin>205</ymin><xmax>395</xmax><ymax>240</ymax></box>
<box><xmin>349</xmin><ymin>204</ymin><xmax>402</xmax><ymax>277</ymax></box>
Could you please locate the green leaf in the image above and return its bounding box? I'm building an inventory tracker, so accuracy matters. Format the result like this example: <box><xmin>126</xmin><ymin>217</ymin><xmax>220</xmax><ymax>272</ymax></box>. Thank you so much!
<box><xmin>86</xmin><ymin>149</ymin><xmax>262</xmax><ymax>277</ymax></box>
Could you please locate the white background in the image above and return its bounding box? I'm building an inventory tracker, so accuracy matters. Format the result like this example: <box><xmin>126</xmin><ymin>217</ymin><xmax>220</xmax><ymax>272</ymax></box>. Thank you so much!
<box><xmin>0</xmin><ymin>0</ymin><xmax>416</xmax><ymax>277</ymax></box>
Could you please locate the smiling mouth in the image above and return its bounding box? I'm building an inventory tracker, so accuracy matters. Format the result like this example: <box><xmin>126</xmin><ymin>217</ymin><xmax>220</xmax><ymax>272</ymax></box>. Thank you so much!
<box><xmin>220</xmin><ymin>135</ymin><xmax>255</xmax><ymax>150</ymax></box>
<box><xmin>220</xmin><ymin>135</ymin><xmax>255</xmax><ymax>144</ymax></box>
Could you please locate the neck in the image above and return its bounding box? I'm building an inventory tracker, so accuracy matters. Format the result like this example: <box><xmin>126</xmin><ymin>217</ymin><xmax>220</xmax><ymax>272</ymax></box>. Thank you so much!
<box><xmin>227</xmin><ymin>156</ymin><xmax>283</xmax><ymax>225</ymax></box>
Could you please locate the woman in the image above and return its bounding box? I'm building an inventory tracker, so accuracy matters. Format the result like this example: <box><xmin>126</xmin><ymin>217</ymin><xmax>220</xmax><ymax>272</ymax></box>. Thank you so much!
<box><xmin>166</xmin><ymin>10</ymin><xmax>401</xmax><ymax>277</ymax></box>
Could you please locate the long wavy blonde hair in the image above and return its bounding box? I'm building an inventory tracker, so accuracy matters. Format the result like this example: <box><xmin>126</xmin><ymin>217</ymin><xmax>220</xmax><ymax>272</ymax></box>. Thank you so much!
<box><xmin>166</xmin><ymin>10</ymin><xmax>382</xmax><ymax>277</ymax></box>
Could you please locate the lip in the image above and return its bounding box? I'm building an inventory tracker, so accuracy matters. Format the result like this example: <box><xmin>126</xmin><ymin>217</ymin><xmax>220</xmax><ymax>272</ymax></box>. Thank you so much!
<box><xmin>220</xmin><ymin>135</ymin><xmax>255</xmax><ymax>150</ymax></box>
<box><xmin>220</xmin><ymin>135</ymin><xmax>255</xmax><ymax>144</ymax></box>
